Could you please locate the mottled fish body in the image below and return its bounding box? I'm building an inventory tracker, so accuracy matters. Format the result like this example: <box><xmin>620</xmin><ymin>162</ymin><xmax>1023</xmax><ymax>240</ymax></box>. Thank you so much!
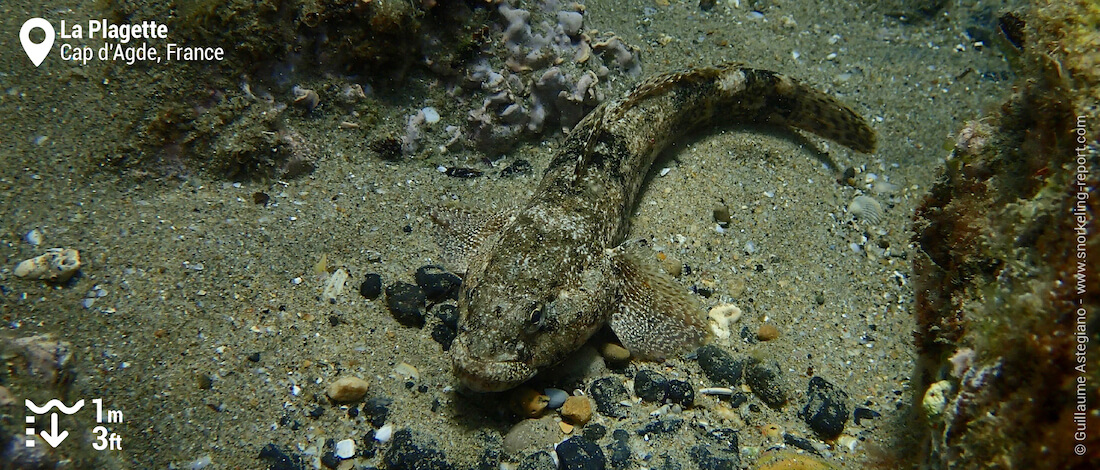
<box><xmin>433</xmin><ymin>63</ymin><xmax>876</xmax><ymax>392</ymax></box>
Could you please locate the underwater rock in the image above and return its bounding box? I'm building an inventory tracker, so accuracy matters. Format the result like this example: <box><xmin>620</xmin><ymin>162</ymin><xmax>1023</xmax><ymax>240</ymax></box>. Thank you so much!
<box><xmin>556</xmin><ymin>436</ymin><xmax>606</xmax><ymax>470</ymax></box>
<box><xmin>326</xmin><ymin>376</ymin><xmax>369</xmax><ymax>403</ymax></box>
<box><xmin>799</xmin><ymin>377</ymin><xmax>850</xmax><ymax>439</ymax></box>
<box><xmin>589</xmin><ymin>377</ymin><xmax>629</xmax><ymax>418</ymax></box>
<box><xmin>743</xmin><ymin>358</ymin><xmax>788</xmax><ymax>409</ymax></box>
<box><xmin>14</xmin><ymin>248</ymin><xmax>81</xmax><ymax>283</ymax></box>
<box><xmin>690</xmin><ymin>428</ymin><xmax>739</xmax><ymax>470</ymax></box>
<box><xmin>696</xmin><ymin>344</ymin><xmax>743</xmax><ymax>387</ymax></box>
<box><xmin>666</xmin><ymin>379</ymin><xmax>695</xmax><ymax>407</ymax></box>
<box><xmin>359</xmin><ymin>274</ymin><xmax>383</xmax><ymax>300</ymax></box>
<box><xmin>383</xmin><ymin>429</ymin><xmax>454</xmax><ymax>470</ymax></box>
<box><xmin>560</xmin><ymin>396</ymin><xmax>593</xmax><ymax>425</ymax></box>
<box><xmin>634</xmin><ymin>369</ymin><xmax>669</xmax><ymax>403</ymax></box>
<box><xmin>385</xmin><ymin>282</ymin><xmax>427</xmax><ymax>328</ymax></box>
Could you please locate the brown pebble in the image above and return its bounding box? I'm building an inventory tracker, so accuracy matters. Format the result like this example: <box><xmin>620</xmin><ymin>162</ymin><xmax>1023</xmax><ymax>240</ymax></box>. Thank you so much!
<box><xmin>559</xmin><ymin>421</ymin><xmax>575</xmax><ymax>434</ymax></box>
<box><xmin>326</xmin><ymin>376</ymin><xmax>369</xmax><ymax>403</ymax></box>
<box><xmin>599</xmin><ymin>342</ymin><xmax>630</xmax><ymax>364</ymax></box>
<box><xmin>511</xmin><ymin>387</ymin><xmax>549</xmax><ymax>418</ymax></box>
<box><xmin>757</xmin><ymin>324</ymin><xmax>780</xmax><ymax>341</ymax></box>
<box><xmin>560</xmin><ymin>396</ymin><xmax>593</xmax><ymax>425</ymax></box>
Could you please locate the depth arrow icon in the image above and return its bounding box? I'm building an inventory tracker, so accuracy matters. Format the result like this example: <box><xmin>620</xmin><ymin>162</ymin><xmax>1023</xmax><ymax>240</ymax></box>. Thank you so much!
<box><xmin>40</xmin><ymin>413</ymin><xmax>68</xmax><ymax>447</ymax></box>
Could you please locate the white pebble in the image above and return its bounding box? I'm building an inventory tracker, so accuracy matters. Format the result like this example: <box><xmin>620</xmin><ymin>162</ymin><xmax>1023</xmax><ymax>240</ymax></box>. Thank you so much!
<box><xmin>659</xmin><ymin>167</ymin><xmax>671</xmax><ymax>177</ymax></box>
<box><xmin>25</xmin><ymin>229</ymin><xmax>43</xmax><ymax>246</ymax></box>
<box><xmin>189</xmin><ymin>455</ymin><xmax>212</xmax><ymax>470</ymax></box>
<box><xmin>335</xmin><ymin>439</ymin><xmax>356</xmax><ymax>459</ymax></box>
<box><xmin>375</xmin><ymin>424</ymin><xmax>394</xmax><ymax>442</ymax></box>
<box><xmin>421</xmin><ymin>107</ymin><xmax>440</xmax><ymax>124</ymax></box>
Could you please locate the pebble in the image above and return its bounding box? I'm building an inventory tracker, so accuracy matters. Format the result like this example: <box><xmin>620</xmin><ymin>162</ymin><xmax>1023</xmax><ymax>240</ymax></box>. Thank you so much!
<box><xmin>326</xmin><ymin>376</ymin><xmax>369</xmax><ymax>403</ymax></box>
<box><xmin>690</xmin><ymin>428</ymin><xmax>739</xmax><ymax>470</ymax></box>
<box><xmin>383</xmin><ymin>429</ymin><xmax>454</xmax><ymax>470</ymax></box>
<box><xmin>25</xmin><ymin>229</ymin><xmax>43</xmax><ymax>246</ymax></box>
<box><xmin>560</xmin><ymin>395</ymin><xmax>593</xmax><ymax>425</ymax></box>
<box><xmin>385</xmin><ymin>282</ymin><xmax>427</xmax><ymax>327</ymax></box>
<box><xmin>798</xmin><ymin>377</ymin><xmax>850</xmax><ymax>439</ymax></box>
<box><xmin>744</xmin><ymin>358</ymin><xmax>788</xmax><ymax>409</ymax></box>
<box><xmin>607</xmin><ymin>439</ymin><xmax>631</xmax><ymax>469</ymax></box>
<box><xmin>431</xmin><ymin>322</ymin><xmax>457</xmax><ymax>351</ymax></box>
<box><xmin>756</xmin><ymin>324</ymin><xmax>780</xmax><ymax>341</ymax></box>
<box><xmin>518</xmin><ymin>451</ymin><xmax>558</xmax><ymax>470</ymax></box>
<box><xmin>375</xmin><ymin>424</ymin><xmax>395</xmax><ymax>443</ymax></box>
<box><xmin>582</xmin><ymin>423</ymin><xmax>606</xmax><ymax>441</ymax></box>
<box><xmin>503</xmin><ymin>416</ymin><xmax>561</xmax><ymax>455</ymax></box>
<box><xmin>589</xmin><ymin>377</ymin><xmax>628</xmax><ymax>418</ymax></box>
<box><xmin>634</xmin><ymin>369</ymin><xmax>669</xmax><ymax>403</ymax></box>
<box><xmin>782</xmin><ymin>433</ymin><xmax>819</xmax><ymax>454</ymax></box>
<box><xmin>598</xmin><ymin>342</ymin><xmax>630</xmax><ymax>365</ymax></box>
<box><xmin>545</xmin><ymin>388</ymin><xmax>569</xmax><ymax>409</ymax></box>
<box><xmin>712</xmin><ymin>204</ymin><xmax>732</xmax><ymax>228</ymax></box>
<box><xmin>434</xmin><ymin>304</ymin><xmax>460</xmax><ymax>329</ymax></box>
<box><xmin>696</xmin><ymin>344</ymin><xmax>743</xmax><ymax>387</ymax></box>
<box><xmin>637</xmin><ymin>417</ymin><xmax>683</xmax><ymax>436</ymax></box>
<box><xmin>335</xmin><ymin>439</ymin><xmax>355</xmax><ymax>459</ymax></box>
<box><xmin>512</xmin><ymin>387</ymin><xmax>550</xmax><ymax>418</ymax></box>
<box><xmin>363</xmin><ymin>397</ymin><xmax>392</xmax><ymax>428</ymax></box>
<box><xmin>258</xmin><ymin>444</ymin><xmax>306</xmax><ymax>470</ymax></box>
<box><xmin>415</xmin><ymin>265</ymin><xmax>462</xmax><ymax>302</ymax></box>
<box><xmin>359</xmin><ymin>274</ymin><xmax>383</xmax><ymax>300</ymax></box>
<box><xmin>556</xmin><ymin>436</ymin><xmax>605</xmax><ymax>470</ymax></box>
<box><xmin>852</xmin><ymin>407</ymin><xmax>881</xmax><ymax>425</ymax></box>
<box><xmin>14</xmin><ymin>248</ymin><xmax>81</xmax><ymax>283</ymax></box>
<box><xmin>666</xmin><ymin>379</ymin><xmax>695</xmax><ymax>407</ymax></box>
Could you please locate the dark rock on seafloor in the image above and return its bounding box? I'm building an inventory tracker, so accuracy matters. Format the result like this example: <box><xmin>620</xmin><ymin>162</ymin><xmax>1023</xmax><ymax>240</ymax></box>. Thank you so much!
<box><xmin>607</xmin><ymin>439</ymin><xmax>632</xmax><ymax>469</ymax></box>
<box><xmin>666</xmin><ymin>379</ymin><xmax>695</xmax><ymax>407</ymax></box>
<box><xmin>383</xmin><ymin>429</ymin><xmax>455</xmax><ymax>470</ymax></box>
<box><xmin>518</xmin><ymin>451</ymin><xmax>558</xmax><ymax>470</ymax></box>
<box><xmin>853</xmin><ymin>406</ymin><xmax>881</xmax><ymax>425</ymax></box>
<box><xmin>689</xmin><ymin>428</ymin><xmax>739</xmax><ymax>470</ymax></box>
<box><xmin>360</xmin><ymin>273</ymin><xmax>383</xmax><ymax>300</ymax></box>
<box><xmin>435</xmin><ymin>304</ymin><xmax>460</xmax><ymax>329</ymax></box>
<box><xmin>590</xmin><ymin>377</ymin><xmax>629</xmax><ymax>418</ymax></box>
<box><xmin>361</xmin><ymin>430</ymin><xmax>377</xmax><ymax>459</ymax></box>
<box><xmin>583</xmin><ymin>422</ymin><xmax>607</xmax><ymax>441</ymax></box>
<box><xmin>415</xmin><ymin>265</ymin><xmax>462</xmax><ymax>302</ymax></box>
<box><xmin>783</xmin><ymin>433</ymin><xmax>821</xmax><ymax>454</ymax></box>
<box><xmin>637</xmin><ymin>417</ymin><xmax>683</xmax><ymax>436</ymax></box>
<box><xmin>696</xmin><ymin>344</ymin><xmax>743</xmax><ymax>387</ymax></box>
<box><xmin>386</xmin><ymin>282</ymin><xmax>426</xmax><ymax>327</ymax></box>
<box><xmin>634</xmin><ymin>369</ymin><xmax>668</xmax><ymax>403</ymax></box>
<box><xmin>556</xmin><ymin>436</ymin><xmax>606</xmax><ymax>470</ymax></box>
<box><xmin>363</xmin><ymin>397</ymin><xmax>392</xmax><ymax>428</ymax></box>
<box><xmin>799</xmin><ymin>376</ymin><xmax>850</xmax><ymax>439</ymax></box>
<box><xmin>743</xmin><ymin>358</ymin><xmax>787</xmax><ymax>408</ymax></box>
<box><xmin>321</xmin><ymin>439</ymin><xmax>340</xmax><ymax>469</ymax></box>
<box><xmin>258</xmin><ymin>443</ymin><xmax>306</xmax><ymax>470</ymax></box>
<box><xmin>431</xmin><ymin>322</ymin><xmax>457</xmax><ymax>351</ymax></box>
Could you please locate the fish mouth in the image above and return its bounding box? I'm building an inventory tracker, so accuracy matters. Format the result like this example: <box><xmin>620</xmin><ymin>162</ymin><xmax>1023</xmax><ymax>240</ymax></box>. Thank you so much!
<box><xmin>452</xmin><ymin>339</ymin><xmax>537</xmax><ymax>392</ymax></box>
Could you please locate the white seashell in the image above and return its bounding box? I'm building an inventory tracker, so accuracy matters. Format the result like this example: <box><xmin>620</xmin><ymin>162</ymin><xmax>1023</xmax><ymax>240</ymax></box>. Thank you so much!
<box><xmin>14</xmin><ymin>248</ymin><xmax>81</xmax><ymax>282</ymax></box>
<box><xmin>848</xmin><ymin>195</ymin><xmax>883</xmax><ymax>225</ymax></box>
<box><xmin>322</xmin><ymin>268</ymin><xmax>349</xmax><ymax>302</ymax></box>
<box><xmin>25</xmin><ymin>229</ymin><xmax>43</xmax><ymax>246</ymax></box>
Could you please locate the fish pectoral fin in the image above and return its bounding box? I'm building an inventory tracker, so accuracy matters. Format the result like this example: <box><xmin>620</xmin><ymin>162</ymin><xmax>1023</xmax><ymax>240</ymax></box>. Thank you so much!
<box><xmin>608</xmin><ymin>247</ymin><xmax>711</xmax><ymax>360</ymax></box>
<box><xmin>428</xmin><ymin>205</ymin><xmax>513</xmax><ymax>274</ymax></box>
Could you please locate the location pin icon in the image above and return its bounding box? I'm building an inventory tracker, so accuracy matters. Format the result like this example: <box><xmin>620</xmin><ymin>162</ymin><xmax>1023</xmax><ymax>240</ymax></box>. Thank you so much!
<box><xmin>20</xmin><ymin>18</ymin><xmax>55</xmax><ymax>67</ymax></box>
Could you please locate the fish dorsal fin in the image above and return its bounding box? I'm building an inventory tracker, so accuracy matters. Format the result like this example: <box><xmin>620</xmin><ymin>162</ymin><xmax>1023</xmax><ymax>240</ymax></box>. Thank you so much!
<box><xmin>607</xmin><ymin>245</ymin><xmax>711</xmax><ymax>360</ymax></box>
<box><xmin>428</xmin><ymin>205</ymin><xmax>513</xmax><ymax>275</ymax></box>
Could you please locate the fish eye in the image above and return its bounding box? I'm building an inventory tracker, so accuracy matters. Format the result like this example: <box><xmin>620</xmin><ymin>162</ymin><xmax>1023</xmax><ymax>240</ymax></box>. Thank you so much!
<box><xmin>525</xmin><ymin>303</ymin><xmax>547</xmax><ymax>334</ymax></box>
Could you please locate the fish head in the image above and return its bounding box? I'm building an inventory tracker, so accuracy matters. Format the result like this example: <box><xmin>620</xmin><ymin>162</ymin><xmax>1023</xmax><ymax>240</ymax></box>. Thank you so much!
<box><xmin>451</xmin><ymin>219</ymin><xmax>611</xmax><ymax>392</ymax></box>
